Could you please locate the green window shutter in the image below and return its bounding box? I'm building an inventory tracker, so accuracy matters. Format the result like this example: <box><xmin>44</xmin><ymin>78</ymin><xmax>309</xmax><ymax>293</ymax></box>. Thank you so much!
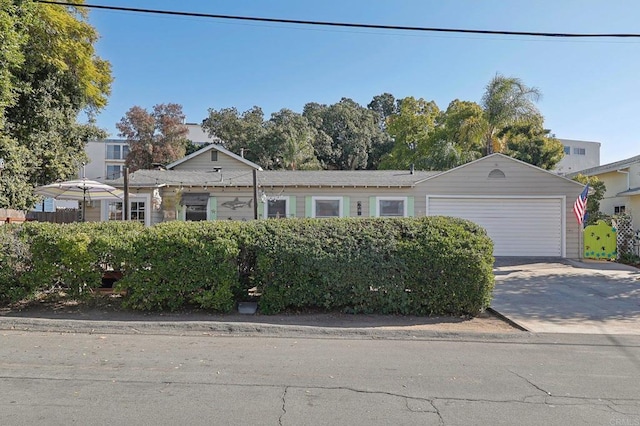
<box><xmin>288</xmin><ymin>196</ymin><xmax>296</xmax><ymax>218</ymax></box>
<box><xmin>343</xmin><ymin>196</ymin><xmax>350</xmax><ymax>217</ymax></box>
<box><xmin>177</xmin><ymin>205</ymin><xmax>186</xmax><ymax>221</ymax></box>
<box><xmin>257</xmin><ymin>198</ymin><xmax>264</xmax><ymax>219</ymax></box>
<box><xmin>207</xmin><ymin>196</ymin><xmax>217</xmax><ymax>220</ymax></box>
<box><xmin>407</xmin><ymin>196</ymin><xmax>414</xmax><ymax>217</ymax></box>
<box><xmin>369</xmin><ymin>196</ymin><xmax>377</xmax><ymax>217</ymax></box>
<box><xmin>305</xmin><ymin>196</ymin><xmax>312</xmax><ymax>217</ymax></box>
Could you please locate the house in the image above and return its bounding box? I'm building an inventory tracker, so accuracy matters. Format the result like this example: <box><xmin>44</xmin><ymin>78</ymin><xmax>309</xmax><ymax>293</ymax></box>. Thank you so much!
<box><xmin>85</xmin><ymin>144</ymin><xmax>586</xmax><ymax>258</ymax></box>
<box><xmin>569</xmin><ymin>154</ymin><xmax>640</xmax><ymax>232</ymax></box>
<box><xmin>554</xmin><ymin>139</ymin><xmax>601</xmax><ymax>175</ymax></box>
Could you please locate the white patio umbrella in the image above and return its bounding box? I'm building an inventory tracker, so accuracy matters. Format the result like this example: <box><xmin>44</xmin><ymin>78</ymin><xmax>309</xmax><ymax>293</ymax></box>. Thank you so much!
<box><xmin>34</xmin><ymin>178</ymin><xmax>124</xmax><ymax>221</ymax></box>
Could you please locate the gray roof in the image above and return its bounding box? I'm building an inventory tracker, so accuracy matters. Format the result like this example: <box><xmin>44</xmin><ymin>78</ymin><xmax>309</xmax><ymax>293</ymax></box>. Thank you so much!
<box><xmin>568</xmin><ymin>154</ymin><xmax>640</xmax><ymax>177</ymax></box>
<box><xmin>106</xmin><ymin>169</ymin><xmax>441</xmax><ymax>189</ymax></box>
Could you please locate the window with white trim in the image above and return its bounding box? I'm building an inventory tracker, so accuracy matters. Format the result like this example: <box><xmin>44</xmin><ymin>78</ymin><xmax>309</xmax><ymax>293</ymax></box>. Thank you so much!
<box><xmin>106</xmin><ymin>144</ymin><xmax>129</xmax><ymax>160</ymax></box>
<box><xmin>106</xmin><ymin>164</ymin><xmax>124</xmax><ymax>179</ymax></box>
<box><xmin>312</xmin><ymin>197</ymin><xmax>342</xmax><ymax>218</ymax></box>
<box><xmin>614</xmin><ymin>205</ymin><xmax>626</xmax><ymax>215</ymax></box>
<box><xmin>130</xmin><ymin>201</ymin><xmax>146</xmax><ymax>223</ymax></box>
<box><xmin>107</xmin><ymin>201</ymin><xmax>123</xmax><ymax>221</ymax></box>
<box><xmin>573</xmin><ymin>147</ymin><xmax>586</xmax><ymax>155</ymax></box>
<box><xmin>266</xmin><ymin>198</ymin><xmax>287</xmax><ymax>219</ymax></box>
<box><xmin>106</xmin><ymin>200</ymin><xmax>145</xmax><ymax>224</ymax></box>
<box><xmin>377</xmin><ymin>197</ymin><xmax>407</xmax><ymax>217</ymax></box>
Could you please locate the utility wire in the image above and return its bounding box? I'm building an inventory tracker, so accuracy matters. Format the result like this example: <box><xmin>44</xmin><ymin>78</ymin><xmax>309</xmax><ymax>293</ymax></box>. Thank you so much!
<box><xmin>35</xmin><ymin>0</ymin><xmax>640</xmax><ymax>39</ymax></box>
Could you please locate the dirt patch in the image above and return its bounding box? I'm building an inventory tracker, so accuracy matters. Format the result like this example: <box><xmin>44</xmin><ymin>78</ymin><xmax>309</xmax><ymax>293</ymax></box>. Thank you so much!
<box><xmin>0</xmin><ymin>294</ymin><xmax>521</xmax><ymax>333</ymax></box>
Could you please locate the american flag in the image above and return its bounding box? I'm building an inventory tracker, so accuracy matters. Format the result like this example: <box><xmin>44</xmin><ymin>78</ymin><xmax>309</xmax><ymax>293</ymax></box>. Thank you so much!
<box><xmin>573</xmin><ymin>184</ymin><xmax>589</xmax><ymax>226</ymax></box>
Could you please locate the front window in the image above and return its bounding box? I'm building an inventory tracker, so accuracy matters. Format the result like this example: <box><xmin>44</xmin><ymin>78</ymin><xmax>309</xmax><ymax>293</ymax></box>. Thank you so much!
<box><xmin>563</xmin><ymin>146</ymin><xmax>571</xmax><ymax>155</ymax></box>
<box><xmin>108</xmin><ymin>201</ymin><xmax>123</xmax><ymax>221</ymax></box>
<box><xmin>614</xmin><ymin>205</ymin><xmax>626</xmax><ymax>215</ymax></box>
<box><xmin>313</xmin><ymin>197</ymin><xmax>342</xmax><ymax>218</ymax></box>
<box><xmin>267</xmin><ymin>199</ymin><xmax>287</xmax><ymax>219</ymax></box>
<box><xmin>106</xmin><ymin>144</ymin><xmax>129</xmax><ymax>160</ymax></box>
<box><xmin>573</xmin><ymin>147</ymin><xmax>586</xmax><ymax>155</ymax></box>
<box><xmin>106</xmin><ymin>201</ymin><xmax>145</xmax><ymax>224</ymax></box>
<box><xmin>378</xmin><ymin>198</ymin><xmax>407</xmax><ymax>217</ymax></box>
<box><xmin>106</xmin><ymin>164</ymin><xmax>123</xmax><ymax>179</ymax></box>
<box><xmin>130</xmin><ymin>201</ymin><xmax>145</xmax><ymax>223</ymax></box>
<box><xmin>181</xmin><ymin>193</ymin><xmax>208</xmax><ymax>221</ymax></box>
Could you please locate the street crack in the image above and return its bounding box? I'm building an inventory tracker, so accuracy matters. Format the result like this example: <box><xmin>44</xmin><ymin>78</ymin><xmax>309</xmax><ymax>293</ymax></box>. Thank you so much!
<box><xmin>278</xmin><ymin>386</ymin><xmax>288</xmax><ymax>426</ymax></box>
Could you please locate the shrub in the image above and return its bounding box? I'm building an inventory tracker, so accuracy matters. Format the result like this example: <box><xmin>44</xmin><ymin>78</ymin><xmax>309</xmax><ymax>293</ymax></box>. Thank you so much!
<box><xmin>248</xmin><ymin>217</ymin><xmax>494</xmax><ymax>315</ymax></box>
<box><xmin>0</xmin><ymin>224</ymin><xmax>32</xmax><ymax>302</ymax></box>
<box><xmin>116</xmin><ymin>221</ymin><xmax>239</xmax><ymax>312</ymax></box>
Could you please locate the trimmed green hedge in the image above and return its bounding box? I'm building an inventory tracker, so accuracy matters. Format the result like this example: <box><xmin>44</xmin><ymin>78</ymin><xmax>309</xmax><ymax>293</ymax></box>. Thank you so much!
<box><xmin>0</xmin><ymin>217</ymin><xmax>494</xmax><ymax>315</ymax></box>
<box><xmin>115</xmin><ymin>221</ymin><xmax>239</xmax><ymax>312</ymax></box>
<box><xmin>246</xmin><ymin>217</ymin><xmax>494</xmax><ymax>315</ymax></box>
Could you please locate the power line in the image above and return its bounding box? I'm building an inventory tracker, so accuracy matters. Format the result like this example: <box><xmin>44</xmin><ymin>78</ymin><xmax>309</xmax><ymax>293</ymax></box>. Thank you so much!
<box><xmin>35</xmin><ymin>0</ymin><xmax>640</xmax><ymax>39</ymax></box>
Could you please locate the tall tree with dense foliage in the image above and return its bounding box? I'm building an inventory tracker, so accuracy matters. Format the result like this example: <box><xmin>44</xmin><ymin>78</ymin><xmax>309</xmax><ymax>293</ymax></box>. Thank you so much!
<box><xmin>481</xmin><ymin>74</ymin><xmax>541</xmax><ymax>155</ymax></box>
<box><xmin>303</xmin><ymin>98</ymin><xmax>388</xmax><ymax>170</ymax></box>
<box><xmin>117</xmin><ymin>103</ymin><xmax>189</xmax><ymax>171</ymax></box>
<box><xmin>421</xmin><ymin>99</ymin><xmax>485</xmax><ymax>170</ymax></box>
<box><xmin>378</xmin><ymin>97</ymin><xmax>440</xmax><ymax>170</ymax></box>
<box><xmin>0</xmin><ymin>0</ymin><xmax>111</xmax><ymax>209</ymax></box>
<box><xmin>501</xmin><ymin>119</ymin><xmax>565</xmax><ymax>170</ymax></box>
<box><xmin>201</xmin><ymin>106</ymin><xmax>266</xmax><ymax>163</ymax></box>
<box><xmin>263</xmin><ymin>109</ymin><xmax>321</xmax><ymax>170</ymax></box>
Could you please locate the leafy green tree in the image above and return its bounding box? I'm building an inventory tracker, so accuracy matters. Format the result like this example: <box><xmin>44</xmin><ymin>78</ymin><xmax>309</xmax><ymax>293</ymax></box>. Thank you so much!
<box><xmin>201</xmin><ymin>106</ymin><xmax>266</xmax><ymax>164</ymax></box>
<box><xmin>0</xmin><ymin>0</ymin><xmax>111</xmax><ymax>209</ymax></box>
<box><xmin>367</xmin><ymin>92</ymin><xmax>398</xmax><ymax>130</ymax></box>
<box><xmin>572</xmin><ymin>174</ymin><xmax>607</xmax><ymax>225</ymax></box>
<box><xmin>303</xmin><ymin>98</ymin><xmax>387</xmax><ymax>170</ymax></box>
<box><xmin>263</xmin><ymin>109</ymin><xmax>320</xmax><ymax>170</ymax></box>
<box><xmin>421</xmin><ymin>100</ymin><xmax>484</xmax><ymax>170</ymax></box>
<box><xmin>378</xmin><ymin>97</ymin><xmax>440</xmax><ymax>170</ymax></box>
<box><xmin>117</xmin><ymin>103</ymin><xmax>189</xmax><ymax>171</ymax></box>
<box><xmin>501</xmin><ymin>119</ymin><xmax>564</xmax><ymax>170</ymax></box>
<box><xmin>481</xmin><ymin>74</ymin><xmax>541</xmax><ymax>155</ymax></box>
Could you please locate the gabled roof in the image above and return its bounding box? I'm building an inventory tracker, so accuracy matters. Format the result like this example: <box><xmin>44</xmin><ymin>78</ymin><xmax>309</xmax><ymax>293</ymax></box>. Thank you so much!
<box><xmin>568</xmin><ymin>154</ymin><xmax>640</xmax><ymax>177</ymax></box>
<box><xmin>418</xmin><ymin>153</ymin><xmax>584</xmax><ymax>187</ymax></box>
<box><xmin>106</xmin><ymin>169</ymin><xmax>440</xmax><ymax>189</ymax></box>
<box><xmin>165</xmin><ymin>144</ymin><xmax>263</xmax><ymax>171</ymax></box>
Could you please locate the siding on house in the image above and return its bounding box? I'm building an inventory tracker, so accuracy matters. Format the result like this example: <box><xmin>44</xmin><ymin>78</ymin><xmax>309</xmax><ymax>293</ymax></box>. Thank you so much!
<box><xmin>416</xmin><ymin>155</ymin><xmax>585</xmax><ymax>258</ymax></box>
<box><xmin>170</xmin><ymin>151</ymin><xmax>255</xmax><ymax>172</ymax></box>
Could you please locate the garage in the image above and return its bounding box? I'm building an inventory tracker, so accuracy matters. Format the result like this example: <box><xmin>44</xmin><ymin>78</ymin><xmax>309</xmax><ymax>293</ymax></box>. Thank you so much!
<box><xmin>426</xmin><ymin>196</ymin><xmax>564</xmax><ymax>257</ymax></box>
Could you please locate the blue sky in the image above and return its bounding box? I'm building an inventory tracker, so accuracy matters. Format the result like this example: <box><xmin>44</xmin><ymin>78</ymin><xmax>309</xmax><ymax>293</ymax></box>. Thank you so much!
<box><xmin>87</xmin><ymin>0</ymin><xmax>640</xmax><ymax>165</ymax></box>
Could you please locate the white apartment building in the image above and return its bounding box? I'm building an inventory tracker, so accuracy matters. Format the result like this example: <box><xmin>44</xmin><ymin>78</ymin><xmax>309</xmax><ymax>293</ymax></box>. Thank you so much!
<box><xmin>554</xmin><ymin>139</ymin><xmax>601</xmax><ymax>175</ymax></box>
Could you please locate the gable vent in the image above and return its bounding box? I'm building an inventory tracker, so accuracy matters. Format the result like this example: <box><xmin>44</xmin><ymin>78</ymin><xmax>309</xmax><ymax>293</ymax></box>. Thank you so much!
<box><xmin>488</xmin><ymin>169</ymin><xmax>506</xmax><ymax>179</ymax></box>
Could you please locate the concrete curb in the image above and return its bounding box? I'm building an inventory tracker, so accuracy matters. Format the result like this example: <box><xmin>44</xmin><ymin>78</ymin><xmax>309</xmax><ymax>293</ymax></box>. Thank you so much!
<box><xmin>0</xmin><ymin>317</ymin><xmax>526</xmax><ymax>341</ymax></box>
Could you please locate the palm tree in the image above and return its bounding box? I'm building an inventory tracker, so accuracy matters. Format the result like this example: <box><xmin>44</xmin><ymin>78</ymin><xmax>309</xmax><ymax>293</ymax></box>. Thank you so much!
<box><xmin>481</xmin><ymin>74</ymin><xmax>542</xmax><ymax>155</ymax></box>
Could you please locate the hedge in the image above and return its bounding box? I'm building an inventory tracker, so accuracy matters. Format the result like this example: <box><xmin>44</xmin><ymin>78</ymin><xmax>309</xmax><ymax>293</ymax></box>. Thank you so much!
<box><xmin>245</xmin><ymin>217</ymin><xmax>494</xmax><ymax>315</ymax></box>
<box><xmin>0</xmin><ymin>216</ymin><xmax>494</xmax><ymax>315</ymax></box>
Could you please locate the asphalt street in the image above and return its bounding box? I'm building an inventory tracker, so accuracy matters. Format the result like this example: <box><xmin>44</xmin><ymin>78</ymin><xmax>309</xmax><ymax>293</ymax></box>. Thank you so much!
<box><xmin>1</xmin><ymin>331</ymin><xmax>639</xmax><ymax>425</ymax></box>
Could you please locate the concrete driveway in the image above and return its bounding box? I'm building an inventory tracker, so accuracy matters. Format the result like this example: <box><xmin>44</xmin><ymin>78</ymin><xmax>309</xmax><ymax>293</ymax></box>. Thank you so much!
<box><xmin>491</xmin><ymin>258</ymin><xmax>640</xmax><ymax>334</ymax></box>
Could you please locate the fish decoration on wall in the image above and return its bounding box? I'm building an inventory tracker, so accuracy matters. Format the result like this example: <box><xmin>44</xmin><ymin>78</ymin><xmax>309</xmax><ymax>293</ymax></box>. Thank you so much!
<box><xmin>221</xmin><ymin>197</ymin><xmax>253</xmax><ymax>210</ymax></box>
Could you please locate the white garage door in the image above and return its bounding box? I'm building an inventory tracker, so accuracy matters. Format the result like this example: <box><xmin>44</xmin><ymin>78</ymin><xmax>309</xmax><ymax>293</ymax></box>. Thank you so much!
<box><xmin>427</xmin><ymin>197</ymin><xmax>564</xmax><ymax>257</ymax></box>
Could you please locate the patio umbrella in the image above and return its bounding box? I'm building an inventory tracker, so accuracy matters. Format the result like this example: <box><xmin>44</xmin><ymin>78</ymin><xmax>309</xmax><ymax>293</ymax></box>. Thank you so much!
<box><xmin>34</xmin><ymin>178</ymin><xmax>124</xmax><ymax>221</ymax></box>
